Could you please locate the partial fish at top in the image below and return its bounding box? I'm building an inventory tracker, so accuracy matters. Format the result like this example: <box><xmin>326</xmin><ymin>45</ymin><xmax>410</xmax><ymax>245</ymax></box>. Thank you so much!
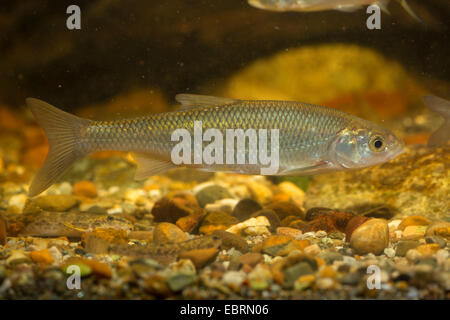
<box><xmin>248</xmin><ymin>0</ymin><xmax>421</xmax><ymax>22</ymax></box>
<box><xmin>423</xmin><ymin>95</ymin><xmax>450</xmax><ymax>148</ymax></box>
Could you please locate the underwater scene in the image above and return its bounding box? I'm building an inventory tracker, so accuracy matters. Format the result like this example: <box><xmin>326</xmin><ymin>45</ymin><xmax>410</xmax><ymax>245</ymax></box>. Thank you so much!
<box><xmin>0</xmin><ymin>0</ymin><xmax>449</xmax><ymax>302</ymax></box>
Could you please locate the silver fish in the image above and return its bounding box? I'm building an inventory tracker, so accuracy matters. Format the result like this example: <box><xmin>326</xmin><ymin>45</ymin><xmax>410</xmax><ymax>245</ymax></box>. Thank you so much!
<box><xmin>423</xmin><ymin>95</ymin><xmax>450</xmax><ymax>147</ymax></box>
<box><xmin>26</xmin><ymin>94</ymin><xmax>405</xmax><ymax>197</ymax></box>
<box><xmin>248</xmin><ymin>0</ymin><xmax>421</xmax><ymax>21</ymax></box>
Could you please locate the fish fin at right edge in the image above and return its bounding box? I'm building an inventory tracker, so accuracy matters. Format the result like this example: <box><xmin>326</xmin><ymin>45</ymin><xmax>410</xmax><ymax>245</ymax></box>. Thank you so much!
<box><xmin>131</xmin><ymin>152</ymin><xmax>177</xmax><ymax>180</ymax></box>
<box><xmin>397</xmin><ymin>0</ymin><xmax>422</xmax><ymax>23</ymax></box>
<box><xmin>26</xmin><ymin>98</ymin><xmax>92</xmax><ymax>197</ymax></box>
<box><xmin>423</xmin><ymin>96</ymin><xmax>450</xmax><ymax>147</ymax></box>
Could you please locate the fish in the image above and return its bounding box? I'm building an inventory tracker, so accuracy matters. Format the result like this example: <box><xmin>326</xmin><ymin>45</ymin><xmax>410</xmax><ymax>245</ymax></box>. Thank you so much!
<box><xmin>248</xmin><ymin>0</ymin><xmax>421</xmax><ymax>22</ymax></box>
<box><xmin>423</xmin><ymin>95</ymin><xmax>450</xmax><ymax>147</ymax></box>
<box><xmin>26</xmin><ymin>94</ymin><xmax>405</xmax><ymax>197</ymax></box>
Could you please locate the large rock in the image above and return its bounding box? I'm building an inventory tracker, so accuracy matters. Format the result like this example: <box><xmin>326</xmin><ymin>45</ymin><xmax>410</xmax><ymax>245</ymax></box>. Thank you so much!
<box><xmin>306</xmin><ymin>145</ymin><xmax>450</xmax><ymax>220</ymax></box>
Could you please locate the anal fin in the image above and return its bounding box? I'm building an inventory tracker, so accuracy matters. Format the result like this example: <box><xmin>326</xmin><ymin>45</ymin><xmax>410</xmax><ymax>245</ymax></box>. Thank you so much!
<box><xmin>131</xmin><ymin>153</ymin><xmax>176</xmax><ymax>180</ymax></box>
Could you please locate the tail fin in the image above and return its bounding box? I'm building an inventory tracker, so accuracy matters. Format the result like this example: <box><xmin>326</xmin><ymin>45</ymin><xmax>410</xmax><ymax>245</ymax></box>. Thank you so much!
<box><xmin>423</xmin><ymin>95</ymin><xmax>450</xmax><ymax>147</ymax></box>
<box><xmin>397</xmin><ymin>0</ymin><xmax>422</xmax><ymax>23</ymax></box>
<box><xmin>26</xmin><ymin>98</ymin><xmax>92</xmax><ymax>197</ymax></box>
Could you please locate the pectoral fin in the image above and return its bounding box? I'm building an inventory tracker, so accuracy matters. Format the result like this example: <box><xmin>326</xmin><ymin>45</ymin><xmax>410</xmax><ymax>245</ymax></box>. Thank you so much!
<box><xmin>131</xmin><ymin>153</ymin><xmax>176</xmax><ymax>180</ymax></box>
<box><xmin>423</xmin><ymin>95</ymin><xmax>450</xmax><ymax>147</ymax></box>
<box><xmin>281</xmin><ymin>161</ymin><xmax>331</xmax><ymax>176</ymax></box>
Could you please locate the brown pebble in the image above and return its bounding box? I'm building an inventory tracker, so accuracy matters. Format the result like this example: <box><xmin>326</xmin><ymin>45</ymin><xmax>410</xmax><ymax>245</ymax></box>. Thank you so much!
<box><xmin>350</xmin><ymin>219</ymin><xmax>389</xmax><ymax>255</ymax></box>
<box><xmin>345</xmin><ymin>216</ymin><xmax>370</xmax><ymax>241</ymax></box>
<box><xmin>426</xmin><ymin>221</ymin><xmax>450</xmax><ymax>240</ymax></box>
<box><xmin>265</xmin><ymin>201</ymin><xmax>305</xmax><ymax>220</ymax></box>
<box><xmin>153</xmin><ymin>222</ymin><xmax>188</xmax><ymax>244</ymax></box>
<box><xmin>82</xmin><ymin>228</ymin><xmax>128</xmax><ymax>254</ymax></box>
<box><xmin>397</xmin><ymin>216</ymin><xmax>431</xmax><ymax>231</ymax></box>
<box><xmin>73</xmin><ymin>181</ymin><xmax>98</xmax><ymax>198</ymax></box>
<box><xmin>151</xmin><ymin>197</ymin><xmax>193</xmax><ymax>223</ymax></box>
<box><xmin>179</xmin><ymin>247</ymin><xmax>219</xmax><ymax>268</ymax></box>
<box><xmin>212</xmin><ymin>230</ymin><xmax>249</xmax><ymax>253</ymax></box>
<box><xmin>251</xmin><ymin>209</ymin><xmax>280</xmax><ymax>231</ymax></box>
<box><xmin>238</xmin><ymin>253</ymin><xmax>263</xmax><ymax>268</ymax></box>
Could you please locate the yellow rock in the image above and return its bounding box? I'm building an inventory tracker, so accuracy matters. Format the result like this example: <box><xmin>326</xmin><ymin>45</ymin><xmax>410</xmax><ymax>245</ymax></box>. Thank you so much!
<box><xmin>72</xmin><ymin>181</ymin><xmax>98</xmax><ymax>198</ymax></box>
<box><xmin>277</xmin><ymin>182</ymin><xmax>305</xmax><ymax>209</ymax></box>
<box><xmin>350</xmin><ymin>219</ymin><xmax>389</xmax><ymax>255</ymax></box>
<box><xmin>153</xmin><ymin>222</ymin><xmax>188</xmax><ymax>243</ymax></box>
<box><xmin>402</xmin><ymin>225</ymin><xmax>427</xmax><ymax>239</ymax></box>
<box><xmin>426</xmin><ymin>221</ymin><xmax>450</xmax><ymax>240</ymax></box>
<box><xmin>222</xmin><ymin>44</ymin><xmax>421</xmax><ymax>120</ymax></box>
<box><xmin>416</xmin><ymin>244</ymin><xmax>441</xmax><ymax>257</ymax></box>
<box><xmin>30</xmin><ymin>249</ymin><xmax>54</xmax><ymax>264</ymax></box>
<box><xmin>397</xmin><ymin>216</ymin><xmax>431</xmax><ymax>231</ymax></box>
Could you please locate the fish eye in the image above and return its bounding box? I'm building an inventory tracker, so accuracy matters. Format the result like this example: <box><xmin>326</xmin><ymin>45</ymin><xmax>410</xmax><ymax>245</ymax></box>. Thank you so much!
<box><xmin>369</xmin><ymin>135</ymin><xmax>385</xmax><ymax>152</ymax></box>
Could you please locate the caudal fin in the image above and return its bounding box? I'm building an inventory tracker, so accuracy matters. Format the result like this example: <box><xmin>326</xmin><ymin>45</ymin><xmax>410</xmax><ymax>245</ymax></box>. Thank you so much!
<box><xmin>423</xmin><ymin>95</ymin><xmax>450</xmax><ymax>147</ymax></box>
<box><xmin>26</xmin><ymin>98</ymin><xmax>92</xmax><ymax>197</ymax></box>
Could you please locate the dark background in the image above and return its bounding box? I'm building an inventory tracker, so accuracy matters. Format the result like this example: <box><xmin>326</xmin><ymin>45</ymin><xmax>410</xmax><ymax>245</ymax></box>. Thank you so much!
<box><xmin>0</xmin><ymin>0</ymin><xmax>449</xmax><ymax>111</ymax></box>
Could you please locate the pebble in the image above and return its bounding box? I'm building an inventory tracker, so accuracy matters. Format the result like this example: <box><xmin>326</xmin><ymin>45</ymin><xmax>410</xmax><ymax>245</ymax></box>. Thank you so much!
<box><xmin>83</xmin><ymin>228</ymin><xmax>128</xmax><ymax>254</ymax></box>
<box><xmin>153</xmin><ymin>223</ymin><xmax>188</xmax><ymax>243</ymax></box>
<box><xmin>7</xmin><ymin>194</ymin><xmax>27</xmax><ymax>213</ymax></box>
<box><xmin>195</xmin><ymin>185</ymin><xmax>232</xmax><ymax>208</ymax></box>
<box><xmin>426</xmin><ymin>221</ymin><xmax>450</xmax><ymax>240</ymax></box>
<box><xmin>251</xmin><ymin>209</ymin><xmax>280</xmax><ymax>231</ymax></box>
<box><xmin>151</xmin><ymin>197</ymin><xmax>193</xmax><ymax>223</ymax></box>
<box><xmin>349</xmin><ymin>219</ymin><xmax>389</xmax><ymax>255</ymax></box>
<box><xmin>232</xmin><ymin>198</ymin><xmax>263</xmax><ymax>221</ymax></box>
<box><xmin>238</xmin><ymin>253</ymin><xmax>263</xmax><ymax>268</ymax></box>
<box><xmin>31</xmin><ymin>195</ymin><xmax>80</xmax><ymax>212</ymax></box>
<box><xmin>265</xmin><ymin>201</ymin><xmax>305</xmax><ymax>220</ymax></box>
<box><xmin>226</xmin><ymin>216</ymin><xmax>270</xmax><ymax>235</ymax></box>
<box><xmin>283</xmin><ymin>262</ymin><xmax>314</xmax><ymax>288</ymax></box>
<box><xmin>276</xmin><ymin>227</ymin><xmax>303</xmax><ymax>239</ymax></box>
<box><xmin>426</xmin><ymin>235</ymin><xmax>447</xmax><ymax>248</ymax></box>
<box><xmin>294</xmin><ymin>274</ymin><xmax>315</xmax><ymax>291</ymax></box>
<box><xmin>436</xmin><ymin>249</ymin><xmax>449</xmax><ymax>266</ymax></box>
<box><xmin>317</xmin><ymin>251</ymin><xmax>344</xmax><ymax>264</ymax></box>
<box><xmin>179</xmin><ymin>248</ymin><xmax>219</xmax><ymax>268</ymax></box>
<box><xmin>166</xmin><ymin>272</ymin><xmax>196</xmax><ymax>292</ymax></box>
<box><xmin>345</xmin><ymin>215</ymin><xmax>370</xmax><ymax>240</ymax></box>
<box><xmin>212</xmin><ymin>230</ymin><xmax>249</xmax><ymax>253</ymax></box>
<box><xmin>176</xmin><ymin>215</ymin><xmax>201</xmax><ymax>233</ymax></box>
<box><xmin>29</xmin><ymin>249</ymin><xmax>55</xmax><ymax>264</ymax></box>
<box><xmin>316</xmin><ymin>278</ymin><xmax>335</xmax><ymax>290</ymax></box>
<box><xmin>304</xmin><ymin>244</ymin><xmax>321</xmax><ymax>256</ymax></box>
<box><xmin>262</xmin><ymin>235</ymin><xmax>310</xmax><ymax>256</ymax></box>
<box><xmin>395</xmin><ymin>240</ymin><xmax>420</xmax><ymax>257</ymax></box>
<box><xmin>204</xmin><ymin>198</ymin><xmax>239</xmax><ymax>214</ymax></box>
<box><xmin>243</xmin><ymin>226</ymin><xmax>271</xmax><ymax>236</ymax></box>
<box><xmin>277</xmin><ymin>181</ymin><xmax>305</xmax><ymax>209</ymax></box>
<box><xmin>406</xmin><ymin>249</ymin><xmax>422</xmax><ymax>262</ymax></box>
<box><xmin>6</xmin><ymin>250</ymin><xmax>31</xmax><ymax>266</ymax></box>
<box><xmin>73</xmin><ymin>181</ymin><xmax>98</xmax><ymax>198</ymax></box>
<box><xmin>415</xmin><ymin>244</ymin><xmax>441</xmax><ymax>257</ymax></box>
<box><xmin>402</xmin><ymin>225</ymin><xmax>427</xmax><ymax>239</ymax></box>
<box><xmin>384</xmin><ymin>247</ymin><xmax>396</xmax><ymax>258</ymax></box>
<box><xmin>222</xmin><ymin>271</ymin><xmax>246</xmax><ymax>289</ymax></box>
<box><xmin>398</xmin><ymin>216</ymin><xmax>431</xmax><ymax>231</ymax></box>
<box><xmin>201</xmin><ymin>211</ymin><xmax>240</xmax><ymax>233</ymax></box>
<box><xmin>246</xmin><ymin>180</ymin><xmax>273</xmax><ymax>204</ymax></box>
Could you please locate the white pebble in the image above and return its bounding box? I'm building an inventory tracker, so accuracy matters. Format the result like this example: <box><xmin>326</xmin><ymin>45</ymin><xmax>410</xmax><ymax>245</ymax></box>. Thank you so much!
<box><xmin>384</xmin><ymin>247</ymin><xmax>396</xmax><ymax>258</ymax></box>
<box><xmin>8</xmin><ymin>194</ymin><xmax>27</xmax><ymax>213</ymax></box>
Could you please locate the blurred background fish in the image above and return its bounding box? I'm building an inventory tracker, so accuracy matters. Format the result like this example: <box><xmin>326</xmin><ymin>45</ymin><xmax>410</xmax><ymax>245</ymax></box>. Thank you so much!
<box><xmin>423</xmin><ymin>95</ymin><xmax>450</xmax><ymax>147</ymax></box>
<box><xmin>248</xmin><ymin>0</ymin><xmax>421</xmax><ymax>21</ymax></box>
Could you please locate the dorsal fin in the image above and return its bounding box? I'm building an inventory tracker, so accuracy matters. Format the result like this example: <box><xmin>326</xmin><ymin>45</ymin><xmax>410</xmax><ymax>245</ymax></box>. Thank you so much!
<box><xmin>131</xmin><ymin>152</ymin><xmax>176</xmax><ymax>180</ymax></box>
<box><xmin>175</xmin><ymin>94</ymin><xmax>238</xmax><ymax>110</ymax></box>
